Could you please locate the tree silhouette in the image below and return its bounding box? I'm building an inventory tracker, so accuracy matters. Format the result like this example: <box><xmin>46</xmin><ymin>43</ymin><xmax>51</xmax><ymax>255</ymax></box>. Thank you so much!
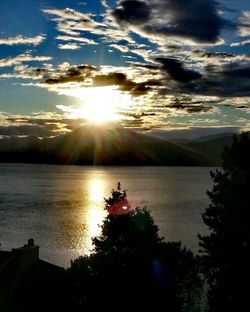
<box><xmin>68</xmin><ymin>183</ymin><xmax>202</xmax><ymax>311</ymax></box>
<box><xmin>199</xmin><ymin>133</ymin><xmax>250</xmax><ymax>311</ymax></box>
<box><xmin>104</xmin><ymin>181</ymin><xmax>131</xmax><ymax>215</ymax></box>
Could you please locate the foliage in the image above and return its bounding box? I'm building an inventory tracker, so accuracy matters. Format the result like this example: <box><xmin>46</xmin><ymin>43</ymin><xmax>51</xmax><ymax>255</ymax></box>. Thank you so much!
<box><xmin>199</xmin><ymin>133</ymin><xmax>250</xmax><ymax>311</ymax></box>
<box><xmin>67</xmin><ymin>184</ymin><xmax>202</xmax><ymax>311</ymax></box>
<box><xmin>104</xmin><ymin>181</ymin><xmax>127</xmax><ymax>206</ymax></box>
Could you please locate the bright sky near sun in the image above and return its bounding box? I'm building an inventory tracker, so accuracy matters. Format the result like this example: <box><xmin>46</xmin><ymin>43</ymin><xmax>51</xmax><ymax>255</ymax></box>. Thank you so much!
<box><xmin>0</xmin><ymin>0</ymin><xmax>249</xmax><ymax>137</ymax></box>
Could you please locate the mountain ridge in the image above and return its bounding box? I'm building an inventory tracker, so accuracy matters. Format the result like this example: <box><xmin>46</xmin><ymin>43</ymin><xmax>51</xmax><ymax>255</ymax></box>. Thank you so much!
<box><xmin>0</xmin><ymin>125</ymin><xmax>210</xmax><ymax>166</ymax></box>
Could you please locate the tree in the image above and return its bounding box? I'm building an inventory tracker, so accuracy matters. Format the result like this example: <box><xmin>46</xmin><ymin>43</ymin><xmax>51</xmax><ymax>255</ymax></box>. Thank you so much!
<box><xmin>68</xmin><ymin>183</ymin><xmax>202</xmax><ymax>311</ymax></box>
<box><xmin>199</xmin><ymin>133</ymin><xmax>250</xmax><ymax>311</ymax></box>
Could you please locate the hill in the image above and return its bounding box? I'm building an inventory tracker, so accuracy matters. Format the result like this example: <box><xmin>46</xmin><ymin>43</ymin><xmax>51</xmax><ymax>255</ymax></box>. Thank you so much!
<box><xmin>0</xmin><ymin>125</ymin><xmax>209</xmax><ymax>166</ymax></box>
<box><xmin>184</xmin><ymin>133</ymin><xmax>238</xmax><ymax>165</ymax></box>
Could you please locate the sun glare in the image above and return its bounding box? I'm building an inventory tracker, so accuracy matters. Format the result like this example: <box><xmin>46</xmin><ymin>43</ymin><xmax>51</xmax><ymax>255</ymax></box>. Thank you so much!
<box><xmin>68</xmin><ymin>86</ymin><xmax>132</xmax><ymax>122</ymax></box>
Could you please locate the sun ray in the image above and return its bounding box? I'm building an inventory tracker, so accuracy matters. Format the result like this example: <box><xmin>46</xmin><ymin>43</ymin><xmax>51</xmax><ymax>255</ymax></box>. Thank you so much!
<box><xmin>64</xmin><ymin>86</ymin><xmax>132</xmax><ymax>122</ymax></box>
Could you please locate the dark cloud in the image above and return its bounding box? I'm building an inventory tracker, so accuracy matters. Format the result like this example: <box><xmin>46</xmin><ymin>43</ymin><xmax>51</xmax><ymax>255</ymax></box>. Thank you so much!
<box><xmin>192</xmin><ymin>50</ymin><xmax>235</xmax><ymax>59</ymax></box>
<box><xmin>221</xmin><ymin>63</ymin><xmax>250</xmax><ymax>79</ymax></box>
<box><xmin>122</xmin><ymin>111</ymin><xmax>156</xmax><ymax>119</ymax></box>
<box><xmin>234</xmin><ymin>105</ymin><xmax>248</xmax><ymax>109</ymax></box>
<box><xmin>112</xmin><ymin>0</ymin><xmax>229</xmax><ymax>43</ymax></box>
<box><xmin>44</xmin><ymin>64</ymin><xmax>97</xmax><ymax>84</ymax></box>
<box><xmin>154</xmin><ymin>97</ymin><xmax>212</xmax><ymax>113</ymax></box>
<box><xmin>35</xmin><ymin>62</ymin><xmax>155</xmax><ymax>97</ymax></box>
<box><xmin>119</xmin><ymin>110</ymin><xmax>158</xmax><ymax>129</ymax></box>
<box><xmin>77</xmin><ymin>64</ymin><xmax>97</xmax><ymax>72</ymax></box>
<box><xmin>151</xmin><ymin>56</ymin><xmax>250</xmax><ymax>98</ymax></box>
<box><xmin>130</xmin><ymin>84</ymin><xmax>152</xmax><ymax>96</ymax></box>
<box><xmin>93</xmin><ymin>72</ymin><xmax>127</xmax><ymax>86</ymax></box>
<box><xmin>156</xmin><ymin>57</ymin><xmax>202</xmax><ymax>82</ymax></box>
<box><xmin>92</xmin><ymin>72</ymin><xmax>155</xmax><ymax>96</ymax></box>
<box><xmin>193</xmin><ymin>62</ymin><xmax>250</xmax><ymax>97</ymax></box>
<box><xmin>184</xmin><ymin>105</ymin><xmax>212</xmax><ymax>113</ymax></box>
<box><xmin>119</xmin><ymin>79</ymin><xmax>136</xmax><ymax>91</ymax></box>
<box><xmin>45</xmin><ymin>76</ymin><xmax>85</xmax><ymax>84</ymax></box>
<box><xmin>113</xmin><ymin>0</ymin><xmax>151</xmax><ymax>25</ymax></box>
<box><xmin>132</xmin><ymin>62</ymin><xmax>159</xmax><ymax>70</ymax></box>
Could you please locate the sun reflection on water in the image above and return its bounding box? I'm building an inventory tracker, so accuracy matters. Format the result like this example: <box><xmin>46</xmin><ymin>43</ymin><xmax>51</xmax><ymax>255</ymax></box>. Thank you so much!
<box><xmin>79</xmin><ymin>177</ymin><xmax>107</xmax><ymax>255</ymax></box>
<box><xmin>89</xmin><ymin>179</ymin><xmax>105</xmax><ymax>202</ymax></box>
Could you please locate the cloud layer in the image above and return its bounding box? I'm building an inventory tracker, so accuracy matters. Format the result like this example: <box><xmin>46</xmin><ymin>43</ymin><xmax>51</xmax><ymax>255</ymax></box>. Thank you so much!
<box><xmin>0</xmin><ymin>35</ymin><xmax>45</xmax><ymax>46</ymax></box>
<box><xmin>0</xmin><ymin>0</ymin><xmax>249</xmax><ymax>133</ymax></box>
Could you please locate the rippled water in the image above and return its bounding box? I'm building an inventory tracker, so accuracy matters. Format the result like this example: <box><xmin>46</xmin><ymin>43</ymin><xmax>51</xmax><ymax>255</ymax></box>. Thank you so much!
<box><xmin>0</xmin><ymin>164</ymin><xmax>215</xmax><ymax>267</ymax></box>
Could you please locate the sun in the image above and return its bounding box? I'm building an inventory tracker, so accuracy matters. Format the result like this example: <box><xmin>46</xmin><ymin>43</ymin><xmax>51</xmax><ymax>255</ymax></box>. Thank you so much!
<box><xmin>66</xmin><ymin>86</ymin><xmax>132</xmax><ymax>123</ymax></box>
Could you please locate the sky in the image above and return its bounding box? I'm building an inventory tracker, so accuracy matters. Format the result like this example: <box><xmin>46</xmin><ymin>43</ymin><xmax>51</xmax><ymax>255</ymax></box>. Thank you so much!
<box><xmin>0</xmin><ymin>0</ymin><xmax>249</xmax><ymax>139</ymax></box>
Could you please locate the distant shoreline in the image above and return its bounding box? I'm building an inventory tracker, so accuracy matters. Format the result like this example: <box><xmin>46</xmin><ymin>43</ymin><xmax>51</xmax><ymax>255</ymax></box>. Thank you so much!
<box><xmin>0</xmin><ymin>161</ymin><xmax>218</xmax><ymax>167</ymax></box>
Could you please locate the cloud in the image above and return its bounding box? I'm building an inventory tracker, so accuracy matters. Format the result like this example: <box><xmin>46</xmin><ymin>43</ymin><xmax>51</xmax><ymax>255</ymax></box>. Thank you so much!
<box><xmin>0</xmin><ymin>3</ymin><xmax>248</xmax><ymax>133</ymax></box>
<box><xmin>156</xmin><ymin>57</ymin><xmax>202</xmax><ymax>82</ymax></box>
<box><xmin>91</xmin><ymin>71</ymin><xmax>157</xmax><ymax>96</ymax></box>
<box><xmin>20</xmin><ymin>64</ymin><xmax>52</xmax><ymax>79</ymax></box>
<box><xmin>0</xmin><ymin>72</ymin><xmax>41</xmax><ymax>80</ymax></box>
<box><xmin>101</xmin><ymin>0</ymin><xmax>109</xmax><ymax>9</ymax></box>
<box><xmin>192</xmin><ymin>50</ymin><xmax>235</xmax><ymax>59</ymax></box>
<box><xmin>93</xmin><ymin>72</ymin><xmax>127</xmax><ymax>86</ymax></box>
<box><xmin>3</xmin><ymin>52</ymin><xmax>249</xmax><ymax>127</ymax></box>
<box><xmin>0</xmin><ymin>53</ymin><xmax>52</xmax><ymax>68</ymax></box>
<box><xmin>131</xmin><ymin>48</ymin><xmax>151</xmax><ymax>60</ymax></box>
<box><xmin>43</xmin><ymin>7</ymin><xmax>106</xmax><ymax>34</ymax></box>
<box><xmin>224</xmin><ymin>98</ymin><xmax>250</xmax><ymax>113</ymax></box>
<box><xmin>238</xmin><ymin>11</ymin><xmax>250</xmax><ymax>36</ymax></box>
<box><xmin>58</xmin><ymin>43</ymin><xmax>81</xmax><ymax>50</ymax></box>
<box><xmin>162</xmin><ymin>102</ymin><xmax>213</xmax><ymax>114</ymax></box>
<box><xmin>0</xmin><ymin>111</ymin><xmax>75</xmax><ymax>138</ymax></box>
<box><xmin>43</xmin><ymin>6</ymin><xmax>135</xmax><ymax>49</ymax></box>
<box><xmin>109</xmin><ymin>44</ymin><xmax>129</xmax><ymax>53</ymax></box>
<box><xmin>112</xmin><ymin>0</ymin><xmax>229</xmax><ymax>44</ymax></box>
<box><xmin>132</xmin><ymin>53</ymin><xmax>250</xmax><ymax>98</ymax></box>
<box><xmin>0</xmin><ymin>35</ymin><xmax>45</xmax><ymax>46</ymax></box>
<box><xmin>0</xmin><ymin>63</ymin><xmax>54</xmax><ymax>80</ymax></box>
<box><xmin>43</xmin><ymin>8</ymin><xmax>94</xmax><ymax>21</ymax></box>
<box><xmin>44</xmin><ymin>65</ymin><xmax>154</xmax><ymax>97</ymax></box>
<box><xmin>173</xmin><ymin>62</ymin><xmax>250</xmax><ymax>98</ymax></box>
<box><xmin>113</xmin><ymin>0</ymin><xmax>151</xmax><ymax>25</ymax></box>
<box><xmin>190</xmin><ymin>49</ymin><xmax>244</xmax><ymax>67</ymax></box>
<box><xmin>27</xmin><ymin>61</ymin><xmax>155</xmax><ymax>97</ymax></box>
<box><xmin>230</xmin><ymin>39</ymin><xmax>250</xmax><ymax>47</ymax></box>
<box><xmin>56</xmin><ymin>35</ymin><xmax>97</xmax><ymax>45</ymax></box>
<box><xmin>123</xmin><ymin>111</ymin><xmax>156</xmax><ymax>119</ymax></box>
<box><xmin>43</xmin><ymin>64</ymin><xmax>97</xmax><ymax>84</ymax></box>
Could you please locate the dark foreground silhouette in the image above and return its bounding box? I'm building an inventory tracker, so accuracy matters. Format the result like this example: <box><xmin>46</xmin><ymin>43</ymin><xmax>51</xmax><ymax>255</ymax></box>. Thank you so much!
<box><xmin>199</xmin><ymin>132</ymin><xmax>250</xmax><ymax>312</ymax></box>
<box><xmin>0</xmin><ymin>187</ymin><xmax>202</xmax><ymax>312</ymax></box>
<box><xmin>67</xmin><ymin>187</ymin><xmax>202</xmax><ymax>311</ymax></box>
<box><xmin>0</xmin><ymin>239</ymin><xmax>65</xmax><ymax>312</ymax></box>
<box><xmin>1</xmin><ymin>133</ymin><xmax>249</xmax><ymax>312</ymax></box>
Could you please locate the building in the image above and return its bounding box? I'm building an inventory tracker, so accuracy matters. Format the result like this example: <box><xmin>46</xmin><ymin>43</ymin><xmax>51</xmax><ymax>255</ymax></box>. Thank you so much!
<box><xmin>0</xmin><ymin>239</ymin><xmax>65</xmax><ymax>312</ymax></box>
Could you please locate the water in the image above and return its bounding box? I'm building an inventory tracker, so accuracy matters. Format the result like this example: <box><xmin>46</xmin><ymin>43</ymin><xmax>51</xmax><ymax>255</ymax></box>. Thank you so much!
<box><xmin>0</xmin><ymin>163</ymin><xmax>215</xmax><ymax>268</ymax></box>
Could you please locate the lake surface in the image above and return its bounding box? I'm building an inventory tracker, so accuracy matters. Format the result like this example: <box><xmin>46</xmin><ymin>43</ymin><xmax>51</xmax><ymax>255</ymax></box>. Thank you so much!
<box><xmin>0</xmin><ymin>164</ymin><xmax>216</xmax><ymax>268</ymax></box>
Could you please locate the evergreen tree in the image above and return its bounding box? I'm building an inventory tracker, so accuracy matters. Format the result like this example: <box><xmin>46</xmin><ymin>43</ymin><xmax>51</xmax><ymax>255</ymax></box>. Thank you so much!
<box><xmin>68</xmin><ymin>183</ymin><xmax>202</xmax><ymax>311</ymax></box>
<box><xmin>199</xmin><ymin>133</ymin><xmax>250</xmax><ymax>311</ymax></box>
